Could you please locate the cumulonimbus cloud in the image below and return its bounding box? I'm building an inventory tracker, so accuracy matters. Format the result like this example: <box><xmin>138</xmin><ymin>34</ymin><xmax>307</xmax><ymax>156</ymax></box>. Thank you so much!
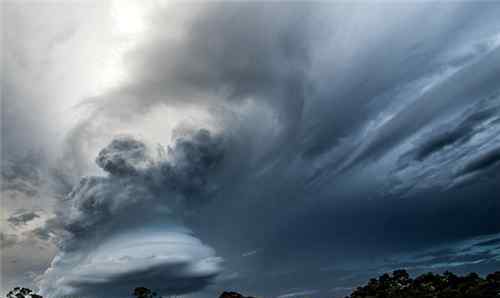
<box><xmin>39</xmin><ymin>130</ymin><xmax>224</xmax><ymax>297</ymax></box>
<box><xmin>29</xmin><ymin>2</ymin><xmax>500</xmax><ymax>297</ymax></box>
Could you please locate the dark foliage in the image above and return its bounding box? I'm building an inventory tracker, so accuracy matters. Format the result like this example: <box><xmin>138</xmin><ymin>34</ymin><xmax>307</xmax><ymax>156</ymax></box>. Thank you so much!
<box><xmin>5</xmin><ymin>287</ymin><xmax>42</xmax><ymax>298</ymax></box>
<box><xmin>3</xmin><ymin>272</ymin><xmax>500</xmax><ymax>298</ymax></box>
<box><xmin>133</xmin><ymin>287</ymin><xmax>159</xmax><ymax>298</ymax></box>
<box><xmin>348</xmin><ymin>270</ymin><xmax>500</xmax><ymax>298</ymax></box>
<box><xmin>219</xmin><ymin>291</ymin><xmax>257</xmax><ymax>298</ymax></box>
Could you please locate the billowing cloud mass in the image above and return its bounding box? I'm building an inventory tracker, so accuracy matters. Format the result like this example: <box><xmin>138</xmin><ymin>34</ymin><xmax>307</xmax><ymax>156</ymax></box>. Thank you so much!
<box><xmin>2</xmin><ymin>2</ymin><xmax>500</xmax><ymax>298</ymax></box>
<box><xmin>39</xmin><ymin>130</ymin><xmax>224</xmax><ymax>297</ymax></box>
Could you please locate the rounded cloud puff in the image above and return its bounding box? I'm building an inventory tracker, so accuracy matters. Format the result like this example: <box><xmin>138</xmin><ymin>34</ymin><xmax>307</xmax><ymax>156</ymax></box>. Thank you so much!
<box><xmin>96</xmin><ymin>136</ymin><xmax>154</xmax><ymax>176</ymax></box>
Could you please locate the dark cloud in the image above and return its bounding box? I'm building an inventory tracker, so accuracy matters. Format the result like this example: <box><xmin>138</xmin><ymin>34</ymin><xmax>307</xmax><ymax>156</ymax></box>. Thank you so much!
<box><xmin>1</xmin><ymin>154</ymin><xmax>44</xmax><ymax>198</ymax></box>
<box><xmin>0</xmin><ymin>233</ymin><xmax>19</xmax><ymax>249</ymax></box>
<box><xmin>161</xmin><ymin>129</ymin><xmax>224</xmax><ymax>195</ymax></box>
<box><xmin>60</xmin><ymin>130</ymin><xmax>224</xmax><ymax>239</ymax></box>
<box><xmin>457</xmin><ymin>145</ymin><xmax>500</xmax><ymax>177</ymax></box>
<box><xmin>475</xmin><ymin>238</ymin><xmax>500</xmax><ymax>247</ymax></box>
<box><xmin>414</xmin><ymin>249</ymin><xmax>457</xmax><ymax>259</ymax></box>
<box><xmin>390</xmin><ymin>92</ymin><xmax>500</xmax><ymax>194</ymax></box>
<box><xmin>30</xmin><ymin>227</ymin><xmax>52</xmax><ymax>242</ymax></box>
<box><xmin>406</xmin><ymin>95</ymin><xmax>500</xmax><ymax>162</ymax></box>
<box><xmin>95</xmin><ymin>136</ymin><xmax>151</xmax><ymax>176</ymax></box>
<box><xmin>376</xmin><ymin>233</ymin><xmax>500</xmax><ymax>274</ymax></box>
<box><xmin>124</xmin><ymin>2</ymin><xmax>312</xmax><ymax>113</ymax></box>
<box><xmin>27</xmin><ymin>217</ymin><xmax>61</xmax><ymax>242</ymax></box>
<box><xmin>7</xmin><ymin>211</ymin><xmax>40</xmax><ymax>226</ymax></box>
<box><xmin>3</xmin><ymin>2</ymin><xmax>500</xmax><ymax>298</ymax></box>
<box><xmin>40</xmin><ymin>130</ymin><xmax>224</xmax><ymax>297</ymax></box>
<box><xmin>397</xmin><ymin>252</ymin><xmax>496</xmax><ymax>270</ymax></box>
<box><xmin>75</xmin><ymin>4</ymin><xmax>500</xmax><ymax>297</ymax></box>
<box><xmin>342</xmin><ymin>45</ymin><xmax>500</xmax><ymax>172</ymax></box>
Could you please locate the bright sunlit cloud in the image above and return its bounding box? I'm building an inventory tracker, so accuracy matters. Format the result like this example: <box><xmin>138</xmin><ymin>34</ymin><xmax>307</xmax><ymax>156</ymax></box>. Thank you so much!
<box><xmin>111</xmin><ymin>0</ymin><xmax>147</xmax><ymax>36</ymax></box>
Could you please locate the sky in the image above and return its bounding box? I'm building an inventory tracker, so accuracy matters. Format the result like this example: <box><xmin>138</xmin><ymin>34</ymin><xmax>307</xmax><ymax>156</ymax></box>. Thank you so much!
<box><xmin>1</xmin><ymin>1</ymin><xmax>500</xmax><ymax>298</ymax></box>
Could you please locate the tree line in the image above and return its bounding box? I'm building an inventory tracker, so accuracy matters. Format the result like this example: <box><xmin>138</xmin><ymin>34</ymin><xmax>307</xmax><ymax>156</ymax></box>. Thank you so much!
<box><xmin>4</xmin><ymin>270</ymin><xmax>500</xmax><ymax>298</ymax></box>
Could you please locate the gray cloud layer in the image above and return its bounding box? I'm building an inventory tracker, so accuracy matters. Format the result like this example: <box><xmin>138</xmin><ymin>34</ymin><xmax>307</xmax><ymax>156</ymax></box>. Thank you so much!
<box><xmin>7</xmin><ymin>211</ymin><xmax>40</xmax><ymax>226</ymax></box>
<box><xmin>3</xmin><ymin>2</ymin><xmax>500</xmax><ymax>298</ymax></box>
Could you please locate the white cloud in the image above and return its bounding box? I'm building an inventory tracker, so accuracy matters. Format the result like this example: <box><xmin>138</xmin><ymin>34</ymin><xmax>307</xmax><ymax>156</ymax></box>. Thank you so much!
<box><xmin>41</xmin><ymin>230</ymin><xmax>221</xmax><ymax>297</ymax></box>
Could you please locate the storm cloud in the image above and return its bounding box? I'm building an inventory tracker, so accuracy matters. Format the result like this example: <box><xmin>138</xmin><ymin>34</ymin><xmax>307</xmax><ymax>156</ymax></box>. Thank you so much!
<box><xmin>0</xmin><ymin>233</ymin><xmax>19</xmax><ymax>249</ymax></box>
<box><xmin>390</xmin><ymin>91</ymin><xmax>500</xmax><ymax>195</ymax></box>
<box><xmin>3</xmin><ymin>2</ymin><xmax>500</xmax><ymax>298</ymax></box>
<box><xmin>7</xmin><ymin>211</ymin><xmax>40</xmax><ymax>226</ymax></box>
<box><xmin>39</xmin><ymin>130</ymin><xmax>224</xmax><ymax>297</ymax></box>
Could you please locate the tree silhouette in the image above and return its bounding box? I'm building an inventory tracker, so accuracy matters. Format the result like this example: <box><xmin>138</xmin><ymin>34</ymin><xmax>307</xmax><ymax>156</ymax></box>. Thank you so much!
<box><xmin>348</xmin><ymin>270</ymin><xmax>500</xmax><ymax>298</ymax></box>
<box><xmin>133</xmin><ymin>287</ymin><xmax>159</xmax><ymax>298</ymax></box>
<box><xmin>6</xmin><ymin>287</ymin><xmax>42</xmax><ymax>298</ymax></box>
